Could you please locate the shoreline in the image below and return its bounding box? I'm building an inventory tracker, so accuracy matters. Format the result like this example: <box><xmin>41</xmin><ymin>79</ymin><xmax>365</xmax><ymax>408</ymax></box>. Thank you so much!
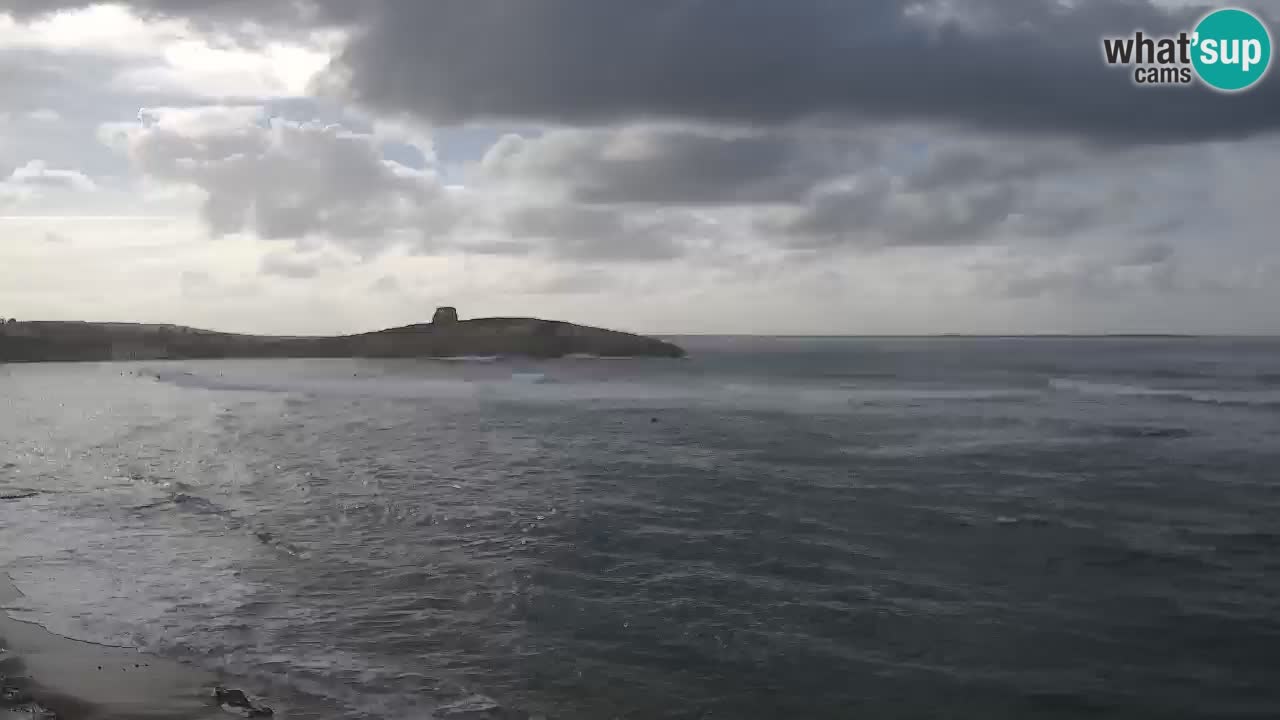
<box><xmin>1</xmin><ymin>575</ymin><xmax>259</xmax><ymax>720</ymax></box>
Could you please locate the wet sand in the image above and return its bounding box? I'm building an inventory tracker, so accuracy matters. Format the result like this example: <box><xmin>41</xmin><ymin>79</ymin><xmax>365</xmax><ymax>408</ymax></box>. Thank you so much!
<box><xmin>1</xmin><ymin>575</ymin><xmax>231</xmax><ymax>720</ymax></box>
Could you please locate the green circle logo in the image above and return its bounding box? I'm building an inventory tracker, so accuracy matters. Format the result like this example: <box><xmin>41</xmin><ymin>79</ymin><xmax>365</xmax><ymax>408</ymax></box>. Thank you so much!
<box><xmin>1192</xmin><ymin>8</ymin><xmax>1272</xmax><ymax>92</ymax></box>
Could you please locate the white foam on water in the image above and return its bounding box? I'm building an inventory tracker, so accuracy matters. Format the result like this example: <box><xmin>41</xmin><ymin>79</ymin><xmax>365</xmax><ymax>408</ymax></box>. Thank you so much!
<box><xmin>0</xmin><ymin>497</ymin><xmax>262</xmax><ymax>651</ymax></box>
<box><xmin>1049</xmin><ymin>378</ymin><xmax>1172</xmax><ymax>397</ymax></box>
<box><xmin>509</xmin><ymin>371</ymin><xmax>548</xmax><ymax>384</ymax></box>
<box><xmin>148</xmin><ymin>364</ymin><xmax>1048</xmax><ymax>418</ymax></box>
<box><xmin>431</xmin><ymin>355</ymin><xmax>502</xmax><ymax>362</ymax></box>
<box><xmin>1049</xmin><ymin>377</ymin><xmax>1280</xmax><ymax>407</ymax></box>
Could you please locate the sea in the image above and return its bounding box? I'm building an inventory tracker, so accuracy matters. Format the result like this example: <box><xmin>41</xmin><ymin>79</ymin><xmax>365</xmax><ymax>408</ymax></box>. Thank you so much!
<box><xmin>2</xmin><ymin>336</ymin><xmax>1279</xmax><ymax>720</ymax></box>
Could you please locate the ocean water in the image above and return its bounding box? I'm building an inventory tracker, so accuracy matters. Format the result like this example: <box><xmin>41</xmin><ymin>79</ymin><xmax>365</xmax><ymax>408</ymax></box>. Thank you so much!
<box><xmin>2</xmin><ymin>337</ymin><xmax>1280</xmax><ymax>719</ymax></box>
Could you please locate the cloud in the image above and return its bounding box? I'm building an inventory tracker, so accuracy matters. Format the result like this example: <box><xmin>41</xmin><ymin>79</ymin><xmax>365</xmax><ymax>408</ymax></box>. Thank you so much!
<box><xmin>179</xmin><ymin>268</ymin><xmax>260</xmax><ymax>300</ymax></box>
<box><xmin>523</xmin><ymin>269</ymin><xmax>615</xmax><ymax>295</ymax></box>
<box><xmin>9</xmin><ymin>0</ymin><xmax>1280</xmax><ymax>336</ymax></box>
<box><xmin>1</xmin><ymin>0</ymin><xmax>321</xmax><ymax>27</ymax></box>
<box><xmin>2</xmin><ymin>159</ymin><xmax>97</xmax><ymax>206</ymax></box>
<box><xmin>751</xmin><ymin>130</ymin><xmax>1211</xmax><ymax>250</ymax></box>
<box><xmin>465</xmin><ymin>122</ymin><xmax>1204</xmax><ymax>256</ymax></box>
<box><xmin>501</xmin><ymin>204</ymin><xmax>696</xmax><ymax>261</ymax></box>
<box><xmin>102</xmin><ymin>105</ymin><xmax>453</xmax><ymax>251</ymax></box>
<box><xmin>464</xmin><ymin>120</ymin><xmax>1160</xmax><ymax>260</ymax></box>
<box><xmin>6</xmin><ymin>159</ymin><xmax>96</xmax><ymax>191</ymax></box>
<box><xmin>314</xmin><ymin>0</ymin><xmax>1280</xmax><ymax>144</ymax></box>
<box><xmin>1120</xmin><ymin>241</ymin><xmax>1175</xmax><ymax>267</ymax></box>
<box><xmin>479</xmin><ymin>125</ymin><xmax>874</xmax><ymax>205</ymax></box>
<box><xmin>763</xmin><ymin>174</ymin><xmax>893</xmax><ymax>246</ymax></box>
<box><xmin>259</xmin><ymin>249</ymin><xmax>339</xmax><ymax>279</ymax></box>
<box><xmin>76</xmin><ymin>104</ymin><xmax>1245</xmax><ymax>279</ymax></box>
<box><xmin>978</xmin><ymin>242</ymin><xmax>1186</xmax><ymax>300</ymax></box>
<box><xmin>0</xmin><ymin>4</ymin><xmax>191</xmax><ymax>57</ymax></box>
<box><xmin>766</xmin><ymin>176</ymin><xmax>1027</xmax><ymax>249</ymax></box>
<box><xmin>0</xmin><ymin>5</ymin><xmax>337</xmax><ymax>111</ymax></box>
<box><xmin>902</xmin><ymin>142</ymin><xmax>1082</xmax><ymax>193</ymax></box>
<box><xmin>95</xmin><ymin>108</ymin><xmax>723</xmax><ymax>264</ymax></box>
<box><xmin>13</xmin><ymin>1</ymin><xmax>1280</xmax><ymax>144</ymax></box>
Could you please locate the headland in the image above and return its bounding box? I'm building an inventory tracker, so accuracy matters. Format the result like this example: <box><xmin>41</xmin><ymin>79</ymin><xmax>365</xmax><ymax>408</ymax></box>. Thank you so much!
<box><xmin>0</xmin><ymin>307</ymin><xmax>685</xmax><ymax>363</ymax></box>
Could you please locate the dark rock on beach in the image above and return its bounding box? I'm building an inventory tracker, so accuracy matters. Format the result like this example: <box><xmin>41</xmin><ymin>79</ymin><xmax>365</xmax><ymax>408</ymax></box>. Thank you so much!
<box><xmin>0</xmin><ymin>676</ymin><xmax>56</xmax><ymax>719</ymax></box>
<box><xmin>214</xmin><ymin>686</ymin><xmax>273</xmax><ymax>717</ymax></box>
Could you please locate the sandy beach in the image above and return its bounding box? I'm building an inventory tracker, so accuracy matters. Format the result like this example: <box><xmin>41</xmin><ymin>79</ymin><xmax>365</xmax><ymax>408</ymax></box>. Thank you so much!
<box><xmin>1</xmin><ymin>575</ymin><xmax>251</xmax><ymax>720</ymax></box>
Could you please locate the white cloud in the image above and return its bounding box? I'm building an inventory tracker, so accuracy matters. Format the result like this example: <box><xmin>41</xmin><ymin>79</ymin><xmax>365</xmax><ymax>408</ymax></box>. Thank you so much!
<box><xmin>112</xmin><ymin>36</ymin><xmax>336</xmax><ymax>98</ymax></box>
<box><xmin>0</xmin><ymin>5</ymin><xmax>337</xmax><ymax>101</ymax></box>
<box><xmin>4</xmin><ymin>4</ymin><xmax>1280</xmax><ymax>334</ymax></box>
<box><xmin>1</xmin><ymin>159</ymin><xmax>97</xmax><ymax>206</ymax></box>
<box><xmin>0</xmin><ymin>4</ymin><xmax>182</xmax><ymax>57</ymax></box>
<box><xmin>101</xmin><ymin>105</ymin><xmax>452</xmax><ymax>252</ymax></box>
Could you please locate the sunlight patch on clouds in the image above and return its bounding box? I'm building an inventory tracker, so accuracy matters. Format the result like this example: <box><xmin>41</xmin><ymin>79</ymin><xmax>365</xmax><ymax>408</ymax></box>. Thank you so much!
<box><xmin>0</xmin><ymin>4</ymin><xmax>338</xmax><ymax>100</ymax></box>
<box><xmin>0</xmin><ymin>4</ymin><xmax>182</xmax><ymax>57</ymax></box>
<box><xmin>114</xmin><ymin>35</ymin><xmax>336</xmax><ymax>98</ymax></box>
<box><xmin>0</xmin><ymin>214</ymin><xmax>176</xmax><ymax>220</ymax></box>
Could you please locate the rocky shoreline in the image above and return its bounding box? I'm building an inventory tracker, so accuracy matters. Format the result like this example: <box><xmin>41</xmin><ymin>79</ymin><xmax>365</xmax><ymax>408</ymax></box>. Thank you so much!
<box><xmin>1</xmin><ymin>575</ymin><xmax>227</xmax><ymax>720</ymax></box>
<box><xmin>2</xmin><ymin>573</ymin><xmax>549</xmax><ymax>719</ymax></box>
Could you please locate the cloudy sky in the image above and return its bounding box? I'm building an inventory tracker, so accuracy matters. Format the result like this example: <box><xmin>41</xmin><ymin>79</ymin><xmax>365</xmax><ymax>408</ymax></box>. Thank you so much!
<box><xmin>2</xmin><ymin>0</ymin><xmax>1278</xmax><ymax>335</ymax></box>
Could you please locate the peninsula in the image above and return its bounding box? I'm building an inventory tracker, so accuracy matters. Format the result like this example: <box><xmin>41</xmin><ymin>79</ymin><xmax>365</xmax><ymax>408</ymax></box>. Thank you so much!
<box><xmin>0</xmin><ymin>307</ymin><xmax>685</xmax><ymax>362</ymax></box>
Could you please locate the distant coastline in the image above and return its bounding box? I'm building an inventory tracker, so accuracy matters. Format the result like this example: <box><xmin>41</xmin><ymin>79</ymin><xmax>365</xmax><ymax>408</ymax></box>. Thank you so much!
<box><xmin>663</xmin><ymin>333</ymin><xmax>1214</xmax><ymax>339</ymax></box>
<box><xmin>0</xmin><ymin>307</ymin><xmax>686</xmax><ymax>363</ymax></box>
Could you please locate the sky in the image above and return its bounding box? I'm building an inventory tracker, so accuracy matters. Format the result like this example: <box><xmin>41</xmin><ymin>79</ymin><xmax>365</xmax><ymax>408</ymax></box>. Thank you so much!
<box><xmin>1</xmin><ymin>0</ymin><xmax>1279</xmax><ymax>336</ymax></box>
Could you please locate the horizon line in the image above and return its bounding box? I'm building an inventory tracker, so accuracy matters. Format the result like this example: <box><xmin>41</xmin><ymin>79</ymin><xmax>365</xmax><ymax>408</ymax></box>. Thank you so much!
<box><xmin>658</xmin><ymin>332</ymin><xmax>1280</xmax><ymax>339</ymax></box>
<box><xmin>6</xmin><ymin>320</ymin><xmax>1279</xmax><ymax>340</ymax></box>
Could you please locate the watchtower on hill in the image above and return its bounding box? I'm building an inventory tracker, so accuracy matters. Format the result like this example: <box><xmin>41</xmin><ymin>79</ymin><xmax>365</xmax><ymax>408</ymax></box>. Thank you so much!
<box><xmin>432</xmin><ymin>306</ymin><xmax>459</xmax><ymax>325</ymax></box>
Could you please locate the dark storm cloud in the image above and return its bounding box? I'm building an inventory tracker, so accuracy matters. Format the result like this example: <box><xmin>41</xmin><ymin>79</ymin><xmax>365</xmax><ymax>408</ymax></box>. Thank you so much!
<box><xmin>768</xmin><ymin>177</ymin><xmax>1021</xmax><ymax>249</ymax></box>
<box><xmin>317</xmin><ymin>0</ymin><xmax>1279</xmax><ymax>144</ymax></box>
<box><xmin>903</xmin><ymin>145</ymin><xmax>1083</xmax><ymax>193</ymax></box>
<box><xmin>1011</xmin><ymin>204</ymin><xmax>1102</xmax><ymax>239</ymax></box>
<box><xmin>1120</xmin><ymin>240</ymin><xmax>1176</xmax><ymax>266</ymax></box>
<box><xmin>761</xmin><ymin>145</ymin><xmax>1155</xmax><ymax>249</ymax></box>
<box><xmin>480</xmin><ymin>127</ymin><xmax>875</xmax><ymax>205</ymax></box>
<box><xmin>1139</xmin><ymin>216</ymin><xmax>1190</xmax><ymax>236</ymax></box>
<box><xmin>8</xmin><ymin>0</ymin><xmax>1279</xmax><ymax>144</ymax></box>
<box><xmin>769</xmin><ymin>176</ymin><xmax>893</xmax><ymax>245</ymax></box>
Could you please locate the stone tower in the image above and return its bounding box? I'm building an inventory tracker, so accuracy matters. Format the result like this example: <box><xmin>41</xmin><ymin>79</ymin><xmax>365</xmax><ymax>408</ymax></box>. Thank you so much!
<box><xmin>432</xmin><ymin>306</ymin><xmax>459</xmax><ymax>325</ymax></box>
